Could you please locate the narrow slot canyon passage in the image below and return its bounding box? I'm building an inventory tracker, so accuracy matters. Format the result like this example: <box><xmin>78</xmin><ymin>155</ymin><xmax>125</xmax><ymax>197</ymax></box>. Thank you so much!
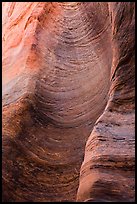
<box><xmin>2</xmin><ymin>2</ymin><xmax>135</xmax><ymax>202</ymax></box>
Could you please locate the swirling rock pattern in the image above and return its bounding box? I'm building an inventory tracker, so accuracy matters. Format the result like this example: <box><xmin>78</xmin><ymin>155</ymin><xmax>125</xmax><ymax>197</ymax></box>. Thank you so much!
<box><xmin>2</xmin><ymin>2</ymin><xmax>135</xmax><ymax>202</ymax></box>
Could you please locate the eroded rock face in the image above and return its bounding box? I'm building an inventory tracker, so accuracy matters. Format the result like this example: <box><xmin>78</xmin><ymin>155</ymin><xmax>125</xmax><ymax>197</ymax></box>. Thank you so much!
<box><xmin>2</xmin><ymin>2</ymin><xmax>135</xmax><ymax>202</ymax></box>
<box><xmin>77</xmin><ymin>2</ymin><xmax>135</xmax><ymax>202</ymax></box>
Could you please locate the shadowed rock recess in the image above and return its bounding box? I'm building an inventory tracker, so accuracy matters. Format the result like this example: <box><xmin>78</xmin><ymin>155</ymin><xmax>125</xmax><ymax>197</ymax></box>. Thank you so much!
<box><xmin>2</xmin><ymin>2</ymin><xmax>135</xmax><ymax>202</ymax></box>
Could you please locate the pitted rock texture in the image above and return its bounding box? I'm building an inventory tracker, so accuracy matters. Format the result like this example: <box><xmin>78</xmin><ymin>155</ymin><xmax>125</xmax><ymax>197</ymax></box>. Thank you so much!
<box><xmin>2</xmin><ymin>2</ymin><xmax>135</xmax><ymax>202</ymax></box>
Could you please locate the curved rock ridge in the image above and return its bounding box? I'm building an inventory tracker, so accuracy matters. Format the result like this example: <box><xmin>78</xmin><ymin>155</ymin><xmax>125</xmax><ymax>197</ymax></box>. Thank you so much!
<box><xmin>77</xmin><ymin>2</ymin><xmax>135</xmax><ymax>202</ymax></box>
<box><xmin>2</xmin><ymin>2</ymin><xmax>135</xmax><ymax>202</ymax></box>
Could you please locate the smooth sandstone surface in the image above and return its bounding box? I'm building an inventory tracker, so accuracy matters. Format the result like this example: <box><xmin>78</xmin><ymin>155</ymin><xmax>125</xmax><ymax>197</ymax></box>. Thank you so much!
<box><xmin>2</xmin><ymin>2</ymin><xmax>135</xmax><ymax>202</ymax></box>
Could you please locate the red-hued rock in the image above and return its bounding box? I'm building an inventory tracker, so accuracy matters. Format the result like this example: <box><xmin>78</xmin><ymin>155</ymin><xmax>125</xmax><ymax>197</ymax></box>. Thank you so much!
<box><xmin>2</xmin><ymin>2</ymin><xmax>135</xmax><ymax>202</ymax></box>
<box><xmin>77</xmin><ymin>2</ymin><xmax>135</xmax><ymax>202</ymax></box>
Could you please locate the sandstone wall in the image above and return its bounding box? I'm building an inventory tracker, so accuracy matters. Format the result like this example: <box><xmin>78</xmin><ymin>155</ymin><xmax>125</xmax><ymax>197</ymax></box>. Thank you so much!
<box><xmin>2</xmin><ymin>2</ymin><xmax>135</xmax><ymax>202</ymax></box>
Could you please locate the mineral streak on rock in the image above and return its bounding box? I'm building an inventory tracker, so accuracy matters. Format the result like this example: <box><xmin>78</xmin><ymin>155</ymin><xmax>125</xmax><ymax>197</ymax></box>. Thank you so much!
<box><xmin>2</xmin><ymin>2</ymin><xmax>135</xmax><ymax>202</ymax></box>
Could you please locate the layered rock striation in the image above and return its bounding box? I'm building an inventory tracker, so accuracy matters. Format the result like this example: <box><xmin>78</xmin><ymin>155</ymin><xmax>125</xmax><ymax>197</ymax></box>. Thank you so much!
<box><xmin>2</xmin><ymin>2</ymin><xmax>135</xmax><ymax>202</ymax></box>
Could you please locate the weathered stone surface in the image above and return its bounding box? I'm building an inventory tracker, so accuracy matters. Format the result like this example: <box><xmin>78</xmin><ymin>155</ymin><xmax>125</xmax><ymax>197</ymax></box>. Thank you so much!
<box><xmin>2</xmin><ymin>2</ymin><xmax>135</xmax><ymax>202</ymax></box>
<box><xmin>77</xmin><ymin>2</ymin><xmax>135</xmax><ymax>202</ymax></box>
